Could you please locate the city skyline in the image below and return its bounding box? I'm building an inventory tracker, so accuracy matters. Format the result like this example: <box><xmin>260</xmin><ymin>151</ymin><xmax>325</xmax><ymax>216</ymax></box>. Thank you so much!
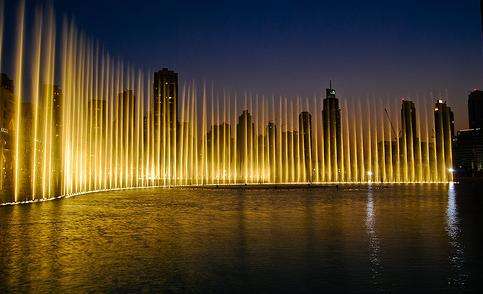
<box><xmin>1</xmin><ymin>2</ymin><xmax>482</xmax><ymax>293</ymax></box>
<box><xmin>0</xmin><ymin>0</ymin><xmax>480</xmax><ymax>203</ymax></box>
<box><xmin>1</xmin><ymin>0</ymin><xmax>482</xmax><ymax>131</ymax></box>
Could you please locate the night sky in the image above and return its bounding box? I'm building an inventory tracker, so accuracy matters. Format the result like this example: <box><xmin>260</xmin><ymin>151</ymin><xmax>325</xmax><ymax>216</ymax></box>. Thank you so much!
<box><xmin>4</xmin><ymin>0</ymin><xmax>483</xmax><ymax>130</ymax></box>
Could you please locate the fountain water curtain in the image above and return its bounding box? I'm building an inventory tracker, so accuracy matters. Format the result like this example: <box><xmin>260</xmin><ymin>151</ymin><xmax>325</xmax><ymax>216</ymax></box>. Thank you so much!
<box><xmin>0</xmin><ymin>2</ymin><xmax>454</xmax><ymax>205</ymax></box>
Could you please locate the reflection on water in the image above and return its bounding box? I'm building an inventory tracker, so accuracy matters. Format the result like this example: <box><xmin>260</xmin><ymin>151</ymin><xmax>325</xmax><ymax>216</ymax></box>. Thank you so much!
<box><xmin>446</xmin><ymin>183</ymin><xmax>467</xmax><ymax>287</ymax></box>
<box><xmin>366</xmin><ymin>186</ymin><xmax>382</xmax><ymax>289</ymax></box>
<box><xmin>0</xmin><ymin>184</ymin><xmax>482</xmax><ymax>292</ymax></box>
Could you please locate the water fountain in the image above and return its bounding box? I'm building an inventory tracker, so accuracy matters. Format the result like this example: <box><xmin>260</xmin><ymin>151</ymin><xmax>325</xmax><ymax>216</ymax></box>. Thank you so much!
<box><xmin>0</xmin><ymin>1</ymin><xmax>455</xmax><ymax>205</ymax></box>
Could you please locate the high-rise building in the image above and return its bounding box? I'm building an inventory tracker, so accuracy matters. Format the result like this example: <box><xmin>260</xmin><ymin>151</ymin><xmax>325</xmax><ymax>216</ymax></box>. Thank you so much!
<box><xmin>299</xmin><ymin>111</ymin><xmax>313</xmax><ymax>182</ymax></box>
<box><xmin>0</xmin><ymin>73</ymin><xmax>15</xmax><ymax>200</ymax></box>
<box><xmin>322</xmin><ymin>82</ymin><xmax>341</xmax><ymax>181</ymax></box>
<box><xmin>153</xmin><ymin>69</ymin><xmax>178</xmax><ymax>182</ymax></box>
<box><xmin>434</xmin><ymin>99</ymin><xmax>454</xmax><ymax>181</ymax></box>
<box><xmin>266</xmin><ymin>121</ymin><xmax>277</xmax><ymax>182</ymax></box>
<box><xmin>236</xmin><ymin>110</ymin><xmax>254</xmax><ymax>181</ymax></box>
<box><xmin>468</xmin><ymin>89</ymin><xmax>483</xmax><ymax>129</ymax></box>
<box><xmin>400</xmin><ymin>99</ymin><xmax>419</xmax><ymax>180</ymax></box>
<box><xmin>453</xmin><ymin>89</ymin><xmax>483</xmax><ymax>178</ymax></box>
<box><xmin>454</xmin><ymin>128</ymin><xmax>483</xmax><ymax>177</ymax></box>
<box><xmin>153</xmin><ymin>68</ymin><xmax>178</xmax><ymax>133</ymax></box>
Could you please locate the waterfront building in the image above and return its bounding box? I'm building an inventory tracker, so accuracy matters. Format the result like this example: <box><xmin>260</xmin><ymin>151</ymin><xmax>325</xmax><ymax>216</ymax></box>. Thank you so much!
<box><xmin>400</xmin><ymin>99</ymin><xmax>419</xmax><ymax>181</ymax></box>
<box><xmin>236</xmin><ymin>110</ymin><xmax>254</xmax><ymax>181</ymax></box>
<box><xmin>322</xmin><ymin>82</ymin><xmax>341</xmax><ymax>181</ymax></box>
<box><xmin>434</xmin><ymin>99</ymin><xmax>454</xmax><ymax>181</ymax></box>
<box><xmin>299</xmin><ymin>111</ymin><xmax>313</xmax><ymax>182</ymax></box>
<box><xmin>0</xmin><ymin>73</ymin><xmax>15</xmax><ymax>201</ymax></box>
<box><xmin>454</xmin><ymin>128</ymin><xmax>483</xmax><ymax>177</ymax></box>
<box><xmin>468</xmin><ymin>89</ymin><xmax>483</xmax><ymax>129</ymax></box>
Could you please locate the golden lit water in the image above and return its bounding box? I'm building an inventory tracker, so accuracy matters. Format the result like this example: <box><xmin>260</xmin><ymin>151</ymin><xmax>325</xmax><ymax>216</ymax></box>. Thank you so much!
<box><xmin>0</xmin><ymin>2</ymin><xmax>455</xmax><ymax>205</ymax></box>
<box><xmin>0</xmin><ymin>184</ymin><xmax>481</xmax><ymax>292</ymax></box>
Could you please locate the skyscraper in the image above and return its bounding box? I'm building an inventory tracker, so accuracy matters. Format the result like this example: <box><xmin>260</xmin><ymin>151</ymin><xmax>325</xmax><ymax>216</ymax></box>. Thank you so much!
<box><xmin>322</xmin><ymin>82</ymin><xmax>341</xmax><ymax>181</ymax></box>
<box><xmin>236</xmin><ymin>110</ymin><xmax>253</xmax><ymax>182</ymax></box>
<box><xmin>299</xmin><ymin>111</ymin><xmax>313</xmax><ymax>182</ymax></box>
<box><xmin>153</xmin><ymin>68</ymin><xmax>178</xmax><ymax>132</ymax></box>
<box><xmin>400</xmin><ymin>99</ymin><xmax>419</xmax><ymax>181</ymax></box>
<box><xmin>434</xmin><ymin>99</ymin><xmax>454</xmax><ymax>181</ymax></box>
<box><xmin>468</xmin><ymin>89</ymin><xmax>483</xmax><ymax>129</ymax></box>
<box><xmin>266</xmin><ymin>121</ymin><xmax>277</xmax><ymax>182</ymax></box>
<box><xmin>0</xmin><ymin>73</ymin><xmax>15</xmax><ymax>200</ymax></box>
<box><xmin>153</xmin><ymin>68</ymin><xmax>178</xmax><ymax>182</ymax></box>
<box><xmin>454</xmin><ymin>128</ymin><xmax>483</xmax><ymax>177</ymax></box>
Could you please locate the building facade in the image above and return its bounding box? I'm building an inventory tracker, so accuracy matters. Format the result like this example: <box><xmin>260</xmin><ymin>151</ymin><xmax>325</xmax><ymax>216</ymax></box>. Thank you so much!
<box><xmin>468</xmin><ymin>89</ymin><xmax>482</xmax><ymax>129</ymax></box>
<box><xmin>434</xmin><ymin>99</ymin><xmax>454</xmax><ymax>181</ymax></box>
<box><xmin>322</xmin><ymin>84</ymin><xmax>341</xmax><ymax>181</ymax></box>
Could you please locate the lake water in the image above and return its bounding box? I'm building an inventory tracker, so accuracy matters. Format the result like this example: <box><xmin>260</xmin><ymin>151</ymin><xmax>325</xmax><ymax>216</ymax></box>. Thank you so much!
<box><xmin>1</xmin><ymin>184</ymin><xmax>482</xmax><ymax>292</ymax></box>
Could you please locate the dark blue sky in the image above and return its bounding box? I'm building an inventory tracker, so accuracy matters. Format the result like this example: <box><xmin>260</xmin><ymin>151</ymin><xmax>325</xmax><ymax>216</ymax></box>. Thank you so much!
<box><xmin>5</xmin><ymin>0</ymin><xmax>483</xmax><ymax>129</ymax></box>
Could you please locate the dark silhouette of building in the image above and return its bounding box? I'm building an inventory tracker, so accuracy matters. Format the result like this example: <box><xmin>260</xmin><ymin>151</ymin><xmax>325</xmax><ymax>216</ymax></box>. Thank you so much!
<box><xmin>153</xmin><ymin>68</ymin><xmax>178</xmax><ymax>138</ymax></box>
<box><xmin>322</xmin><ymin>82</ymin><xmax>341</xmax><ymax>181</ymax></box>
<box><xmin>299</xmin><ymin>111</ymin><xmax>313</xmax><ymax>182</ymax></box>
<box><xmin>453</xmin><ymin>89</ymin><xmax>483</xmax><ymax>178</ymax></box>
<box><xmin>266</xmin><ymin>121</ymin><xmax>277</xmax><ymax>182</ymax></box>
<box><xmin>434</xmin><ymin>99</ymin><xmax>454</xmax><ymax>180</ymax></box>
<box><xmin>153</xmin><ymin>69</ymin><xmax>178</xmax><ymax>182</ymax></box>
<box><xmin>236</xmin><ymin>110</ymin><xmax>253</xmax><ymax>181</ymax></box>
<box><xmin>454</xmin><ymin>128</ymin><xmax>483</xmax><ymax>177</ymax></box>
<box><xmin>468</xmin><ymin>89</ymin><xmax>483</xmax><ymax>129</ymax></box>
<box><xmin>0</xmin><ymin>73</ymin><xmax>15</xmax><ymax>201</ymax></box>
<box><xmin>400</xmin><ymin>99</ymin><xmax>419</xmax><ymax>180</ymax></box>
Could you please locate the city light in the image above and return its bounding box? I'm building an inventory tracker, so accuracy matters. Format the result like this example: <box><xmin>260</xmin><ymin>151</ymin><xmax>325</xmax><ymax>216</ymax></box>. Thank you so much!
<box><xmin>0</xmin><ymin>2</ymin><xmax>458</xmax><ymax>205</ymax></box>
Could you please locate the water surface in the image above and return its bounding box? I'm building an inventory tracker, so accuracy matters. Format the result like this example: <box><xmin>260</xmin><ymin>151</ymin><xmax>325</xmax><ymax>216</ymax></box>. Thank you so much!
<box><xmin>1</xmin><ymin>184</ymin><xmax>482</xmax><ymax>292</ymax></box>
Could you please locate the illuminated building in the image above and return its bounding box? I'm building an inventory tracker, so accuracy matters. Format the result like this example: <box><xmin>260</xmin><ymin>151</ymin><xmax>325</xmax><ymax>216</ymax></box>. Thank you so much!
<box><xmin>454</xmin><ymin>128</ymin><xmax>483</xmax><ymax>177</ymax></box>
<box><xmin>400</xmin><ymin>99</ymin><xmax>419</xmax><ymax>180</ymax></box>
<box><xmin>434</xmin><ymin>99</ymin><xmax>454</xmax><ymax>181</ymax></box>
<box><xmin>453</xmin><ymin>90</ymin><xmax>483</xmax><ymax>177</ymax></box>
<box><xmin>0</xmin><ymin>73</ymin><xmax>15</xmax><ymax>201</ymax></box>
<box><xmin>322</xmin><ymin>82</ymin><xmax>341</xmax><ymax>181</ymax></box>
<box><xmin>236</xmin><ymin>110</ymin><xmax>254</xmax><ymax>181</ymax></box>
<box><xmin>266</xmin><ymin>121</ymin><xmax>277</xmax><ymax>182</ymax></box>
<box><xmin>299</xmin><ymin>111</ymin><xmax>313</xmax><ymax>182</ymax></box>
<box><xmin>153</xmin><ymin>68</ymin><xmax>178</xmax><ymax>139</ymax></box>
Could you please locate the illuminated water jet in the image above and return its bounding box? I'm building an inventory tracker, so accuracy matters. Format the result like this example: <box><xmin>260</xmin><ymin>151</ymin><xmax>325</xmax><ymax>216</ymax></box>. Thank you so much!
<box><xmin>0</xmin><ymin>2</ymin><xmax>455</xmax><ymax>205</ymax></box>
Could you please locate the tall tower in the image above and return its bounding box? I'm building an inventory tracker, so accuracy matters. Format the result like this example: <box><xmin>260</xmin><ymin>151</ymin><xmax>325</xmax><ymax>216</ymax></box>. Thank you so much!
<box><xmin>236</xmin><ymin>110</ymin><xmax>253</xmax><ymax>182</ymax></box>
<box><xmin>0</xmin><ymin>73</ymin><xmax>15</xmax><ymax>201</ymax></box>
<box><xmin>468</xmin><ymin>89</ymin><xmax>483</xmax><ymax>129</ymax></box>
<box><xmin>434</xmin><ymin>99</ymin><xmax>454</xmax><ymax>181</ymax></box>
<box><xmin>400</xmin><ymin>99</ymin><xmax>418</xmax><ymax>181</ymax></box>
<box><xmin>153</xmin><ymin>68</ymin><xmax>178</xmax><ymax>144</ymax></box>
<box><xmin>299</xmin><ymin>111</ymin><xmax>313</xmax><ymax>182</ymax></box>
<box><xmin>322</xmin><ymin>81</ymin><xmax>341</xmax><ymax>181</ymax></box>
<box><xmin>266</xmin><ymin>121</ymin><xmax>277</xmax><ymax>182</ymax></box>
<box><xmin>153</xmin><ymin>68</ymin><xmax>178</xmax><ymax>128</ymax></box>
<box><xmin>153</xmin><ymin>68</ymin><xmax>178</xmax><ymax>181</ymax></box>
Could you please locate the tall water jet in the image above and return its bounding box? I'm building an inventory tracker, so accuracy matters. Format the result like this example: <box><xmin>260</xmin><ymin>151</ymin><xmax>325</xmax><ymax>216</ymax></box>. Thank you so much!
<box><xmin>0</xmin><ymin>2</ymin><xmax>456</xmax><ymax>205</ymax></box>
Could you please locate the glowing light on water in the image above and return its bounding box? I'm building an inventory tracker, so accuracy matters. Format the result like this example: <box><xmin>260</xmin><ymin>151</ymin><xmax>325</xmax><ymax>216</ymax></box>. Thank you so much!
<box><xmin>0</xmin><ymin>3</ymin><xmax>456</xmax><ymax>205</ymax></box>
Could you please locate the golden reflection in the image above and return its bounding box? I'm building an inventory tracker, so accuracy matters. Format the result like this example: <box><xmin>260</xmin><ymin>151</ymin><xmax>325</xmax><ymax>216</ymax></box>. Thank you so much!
<box><xmin>0</xmin><ymin>2</ymin><xmax>455</xmax><ymax>205</ymax></box>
